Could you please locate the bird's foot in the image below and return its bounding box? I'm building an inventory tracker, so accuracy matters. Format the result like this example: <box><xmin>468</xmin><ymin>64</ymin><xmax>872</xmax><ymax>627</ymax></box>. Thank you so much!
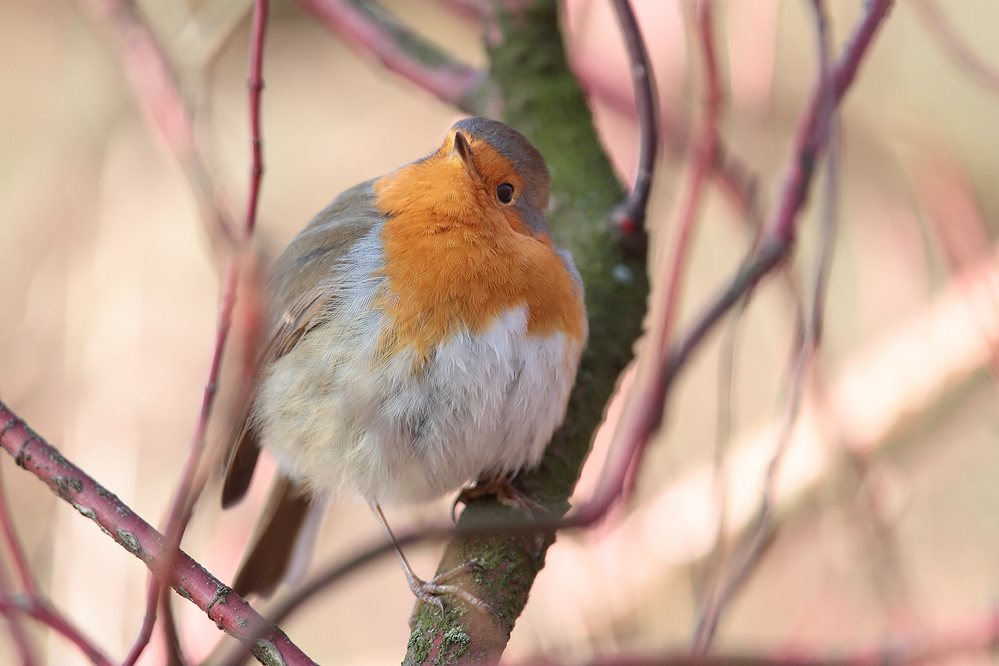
<box><xmin>406</xmin><ymin>560</ymin><xmax>498</xmax><ymax>626</ymax></box>
<box><xmin>452</xmin><ymin>474</ymin><xmax>548</xmax><ymax>522</ymax></box>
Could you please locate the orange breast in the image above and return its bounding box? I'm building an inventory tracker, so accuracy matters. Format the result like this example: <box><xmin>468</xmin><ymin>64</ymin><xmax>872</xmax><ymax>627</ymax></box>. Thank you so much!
<box><xmin>372</xmin><ymin>142</ymin><xmax>585</xmax><ymax>364</ymax></box>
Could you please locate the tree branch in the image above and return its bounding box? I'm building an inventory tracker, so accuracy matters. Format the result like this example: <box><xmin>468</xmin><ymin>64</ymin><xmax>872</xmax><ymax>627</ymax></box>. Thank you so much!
<box><xmin>693</xmin><ymin>0</ymin><xmax>837</xmax><ymax>649</ymax></box>
<box><xmin>586</xmin><ymin>0</ymin><xmax>894</xmax><ymax>530</ymax></box>
<box><xmin>0</xmin><ymin>402</ymin><xmax>317</xmax><ymax>666</ymax></box>
<box><xmin>125</xmin><ymin>3</ymin><xmax>270</xmax><ymax>663</ymax></box>
<box><xmin>608</xmin><ymin>0</ymin><xmax>659</xmax><ymax>243</ymax></box>
<box><xmin>401</xmin><ymin>0</ymin><xmax>652</xmax><ymax>661</ymax></box>
<box><xmin>910</xmin><ymin>0</ymin><xmax>999</xmax><ymax>95</ymax></box>
<box><xmin>74</xmin><ymin>0</ymin><xmax>240</xmax><ymax>256</ymax></box>
<box><xmin>293</xmin><ymin>0</ymin><xmax>488</xmax><ymax>113</ymax></box>
<box><xmin>511</xmin><ymin>602</ymin><xmax>999</xmax><ymax>666</ymax></box>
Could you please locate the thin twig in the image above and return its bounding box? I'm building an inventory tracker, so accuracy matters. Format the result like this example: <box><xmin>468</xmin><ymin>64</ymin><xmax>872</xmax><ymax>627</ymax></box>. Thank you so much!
<box><xmin>604</xmin><ymin>0</ymin><xmax>723</xmax><ymax>502</ymax></box>
<box><xmin>293</xmin><ymin>0</ymin><xmax>486</xmax><ymax>113</ymax></box>
<box><xmin>142</xmin><ymin>3</ymin><xmax>270</xmax><ymax>662</ymax></box>
<box><xmin>1</xmin><ymin>460</ymin><xmax>95</xmax><ymax>665</ymax></box>
<box><xmin>0</xmin><ymin>592</ymin><xmax>113</xmax><ymax>666</ymax></box>
<box><xmin>657</xmin><ymin>0</ymin><xmax>722</xmax><ymax>354</ymax></box>
<box><xmin>844</xmin><ymin>454</ymin><xmax>918</xmax><ymax>623</ymax></box>
<box><xmin>691</xmin><ymin>295</ymin><xmax>747</xmax><ymax>649</ymax></box>
<box><xmin>0</xmin><ymin>529</ymin><xmax>37</xmax><ymax>665</ymax></box>
<box><xmin>692</xmin><ymin>1</ymin><xmax>838</xmax><ymax>648</ymax></box>
<box><xmin>121</xmin><ymin>577</ymin><xmax>161</xmax><ymax>666</ymax></box>
<box><xmin>511</xmin><ymin>600</ymin><xmax>999</xmax><ymax>665</ymax></box>
<box><xmin>243</xmin><ymin>0</ymin><xmax>268</xmax><ymax>239</ymax></box>
<box><xmin>0</xmin><ymin>463</ymin><xmax>38</xmax><ymax>598</ymax></box>
<box><xmin>714</xmin><ymin>149</ymin><xmax>764</xmax><ymax>233</ymax></box>
<box><xmin>572</xmin><ymin>0</ymin><xmax>893</xmax><ymax>528</ymax></box>
<box><xmin>160</xmin><ymin>587</ymin><xmax>188</xmax><ymax>666</ymax></box>
<box><xmin>910</xmin><ymin>0</ymin><xmax>999</xmax><ymax>95</ymax></box>
<box><xmin>608</xmin><ymin>0</ymin><xmax>659</xmax><ymax>242</ymax></box>
<box><xmin>74</xmin><ymin>0</ymin><xmax>239</xmax><ymax>255</ymax></box>
<box><xmin>0</xmin><ymin>402</ymin><xmax>319</xmax><ymax>666</ymax></box>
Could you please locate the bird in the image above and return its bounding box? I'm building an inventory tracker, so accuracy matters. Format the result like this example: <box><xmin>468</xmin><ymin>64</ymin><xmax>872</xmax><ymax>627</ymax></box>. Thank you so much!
<box><xmin>221</xmin><ymin>116</ymin><xmax>587</xmax><ymax>613</ymax></box>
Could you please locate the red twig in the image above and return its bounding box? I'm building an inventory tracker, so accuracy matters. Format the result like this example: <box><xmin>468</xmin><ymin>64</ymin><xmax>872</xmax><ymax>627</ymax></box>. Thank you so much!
<box><xmin>600</xmin><ymin>0</ymin><xmax>725</xmax><ymax>509</ymax></box>
<box><xmin>0</xmin><ymin>465</ymin><xmax>37</xmax><ymax>598</ymax></box>
<box><xmin>0</xmin><ymin>473</ymin><xmax>114</xmax><ymax>666</ymax></box>
<box><xmin>0</xmin><ymin>592</ymin><xmax>113</xmax><ymax>666</ymax></box>
<box><xmin>1</xmin><ymin>455</ymin><xmax>90</xmax><ymax>666</ymax></box>
<box><xmin>692</xmin><ymin>1</ymin><xmax>839</xmax><ymax>649</ymax></box>
<box><xmin>127</xmin><ymin>3</ymin><xmax>270</xmax><ymax>663</ymax></box>
<box><xmin>74</xmin><ymin>0</ymin><xmax>194</xmax><ymax>168</ymax></box>
<box><xmin>657</xmin><ymin>0</ymin><xmax>723</xmax><ymax>362</ymax></box>
<box><xmin>772</xmin><ymin>0</ymin><xmax>888</xmax><ymax>244</ymax></box>
<box><xmin>910</xmin><ymin>0</ymin><xmax>999</xmax><ymax>95</ymax></box>
<box><xmin>244</xmin><ymin>0</ymin><xmax>268</xmax><ymax>239</ymax></box>
<box><xmin>512</xmin><ymin>603</ymin><xmax>999</xmax><ymax>666</ymax></box>
<box><xmin>121</xmin><ymin>578</ymin><xmax>160</xmax><ymax>666</ymax></box>
<box><xmin>571</xmin><ymin>0</ymin><xmax>893</xmax><ymax>528</ymax></box>
<box><xmin>713</xmin><ymin>151</ymin><xmax>763</xmax><ymax>231</ymax></box>
<box><xmin>74</xmin><ymin>0</ymin><xmax>239</xmax><ymax>252</ymax></box>
<box><xmin>294</xmin><ymin>0</ymin><xmax>485</xmax><ymax>112</ymax></box>
<box><xmin>609</xmin><ymin>0</ymin><xmax>659</xmax><ymax>240</ymax></box>
<box><xmin>0</xmin><ymin>402</ymin><xmax>318</xmax><ymax>666</ymax></box>
<box><xmin>0</xmin><ymin>555</ymin><xmax>37</xmax><ymax>666</ymax></box>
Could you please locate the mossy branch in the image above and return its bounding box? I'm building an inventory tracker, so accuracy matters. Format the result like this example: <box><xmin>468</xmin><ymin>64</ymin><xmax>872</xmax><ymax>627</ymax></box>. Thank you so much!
<box><xmin>403</xmin><ymin>1</ymin><xmax>650</xmax><ymax>662</ymax></box>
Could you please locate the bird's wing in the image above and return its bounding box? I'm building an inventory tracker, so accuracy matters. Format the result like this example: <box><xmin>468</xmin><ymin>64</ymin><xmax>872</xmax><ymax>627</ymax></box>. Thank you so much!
<box><xmin>221</xmin><ymin>181</ymin><xmax>381</xmax><ymax>507</ymax></box>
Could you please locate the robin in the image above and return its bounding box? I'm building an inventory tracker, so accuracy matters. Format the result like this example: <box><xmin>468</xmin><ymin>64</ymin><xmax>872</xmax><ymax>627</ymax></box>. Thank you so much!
<box><xmin>222</xmin><ymin>117</ymin><xmax>587</xmax><ymax>613</ymax></box>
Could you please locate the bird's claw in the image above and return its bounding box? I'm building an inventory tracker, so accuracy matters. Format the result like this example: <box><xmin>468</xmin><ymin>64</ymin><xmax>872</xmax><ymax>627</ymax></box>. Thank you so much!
<box><xmin>406</xmin><ymin>562</ymin><xmax>499</xmax><ymax>627</ymax></box>
<box><xmin>452</xmin><ymin>475</ymin><xmax>548</xmax><ymax>522</ymax></box>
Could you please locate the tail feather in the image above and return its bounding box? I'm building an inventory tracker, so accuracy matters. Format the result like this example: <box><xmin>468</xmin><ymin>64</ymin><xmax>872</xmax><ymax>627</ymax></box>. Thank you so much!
<box><xmin>232</xmin><ymin>475</ymin><xmax>313</xmax><ymax>598</ymax></box>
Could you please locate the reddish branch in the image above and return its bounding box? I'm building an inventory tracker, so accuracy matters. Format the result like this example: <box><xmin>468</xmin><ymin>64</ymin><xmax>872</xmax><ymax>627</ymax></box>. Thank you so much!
<box><xmin>0</xmin><ymin>467</ymin><xmax>38</xmax><ymax>601</ymax></box>
<box><xmin>0</xmin><ymin>422</ymin><xmax>109</xmax><ymax>666</ymax></box>
<box><xmin>124</xmin><ymin>3</ymin><xmax>271</xmax><ymax>663</ymax></box>
<box><xmin>0</xmin><ymin>591</ymin><xmax>113</xmax><ymax>666</ymax></box>
<box><xmin>514</xmin><ymin>602</ymin><xmax>999</xmax><ymax>666</ymax></box>
<box><xmin>74</xmin><ymin>0</ymin><xmax>239</xmax><ymax>252</ymax></box>
<box><xmin>693</xmin><ymin>0</ymin><xmax>838</xmax><ymax>650</ymax></box>
<box><xmin>571</xmin><ymin>0</ymin><xmax>894</xmax><ymax>527</ymax></box>
<box><xmin>0</xmin><ymin>476</ymin><xmax>41</xmax><ymax>666</ymax></box>
<box><xmin>293</xmin><ymin>0</ymin><xmax>486</xmax><ymax>113</ymax></box>
<box><xmin>244</xmin><ymin>0</ymin><xmax>268</xmax><ymax>239</ymax></box>
<box><xmin>609</xmin><ymin>0</ymin><xmax>659</xmax><ymax>240</ymax></box>
<box><xmin>911</xmin><ymin>0</ymin><xmax>999</xmax><ymax>95</ymax></box>
<box><xmin>657</xmin><ymin>0</ymin><xmax>723</xmax><ymax>372</ymax></box>
<box><xmin>0</xmin><ymin>402</ymin><xmax>317</xmax><ymax>666</ymax></box>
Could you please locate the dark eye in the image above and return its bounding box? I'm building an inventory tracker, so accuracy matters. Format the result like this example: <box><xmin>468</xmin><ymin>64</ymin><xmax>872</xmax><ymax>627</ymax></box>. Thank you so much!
<box><xmin>496</xmin><ymin>183</ymin><xmax>515</xmax><ymax>204</ymax></box>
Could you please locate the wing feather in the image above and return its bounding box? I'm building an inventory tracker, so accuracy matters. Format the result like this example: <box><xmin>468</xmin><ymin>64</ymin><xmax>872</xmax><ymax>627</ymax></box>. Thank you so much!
<box><xmin>221</xmin><ymin>181</ymin><xmax>381</xmax><ymax>506</ymax></box>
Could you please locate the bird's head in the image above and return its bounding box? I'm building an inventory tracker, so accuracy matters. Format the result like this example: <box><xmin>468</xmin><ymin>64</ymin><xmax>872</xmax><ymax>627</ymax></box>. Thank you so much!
<box><xmin>374</xmin><ymin>117</ymin><xmax>552</xmax><ymax>238</ymax></box>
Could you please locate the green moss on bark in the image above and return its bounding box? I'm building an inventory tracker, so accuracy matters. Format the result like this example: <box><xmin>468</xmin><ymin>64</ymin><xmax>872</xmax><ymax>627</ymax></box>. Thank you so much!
<box><xmin>403</xmin><ymin>1</ymin><xmax>649</xmax><ymax>663</ymax></box>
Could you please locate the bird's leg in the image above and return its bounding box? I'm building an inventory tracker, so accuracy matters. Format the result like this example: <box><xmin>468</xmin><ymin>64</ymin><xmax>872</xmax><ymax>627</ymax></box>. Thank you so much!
<box><xmin>453</xmin><ymin>473</ymin><xmax>548</xmax><ymax>522</ymax></box>
<box><xmin>368</xmin><ymin>501</ymin><xmax>495</xmax><ymax>623</ymax></box>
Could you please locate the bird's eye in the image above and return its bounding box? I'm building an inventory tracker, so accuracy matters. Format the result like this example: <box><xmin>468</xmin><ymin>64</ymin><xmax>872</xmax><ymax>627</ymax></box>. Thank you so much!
<box><xmin>496</xmin><ymin>183</ymin><xmax>515</xmax><ymax>204</ymax></box>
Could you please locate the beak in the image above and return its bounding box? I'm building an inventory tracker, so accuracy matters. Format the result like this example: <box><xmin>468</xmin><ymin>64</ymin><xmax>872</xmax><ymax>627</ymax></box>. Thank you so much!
<box><xmin>449</xmin><ymin>130</ymin><xmax>478</xmax><ymax>178</ymax></box>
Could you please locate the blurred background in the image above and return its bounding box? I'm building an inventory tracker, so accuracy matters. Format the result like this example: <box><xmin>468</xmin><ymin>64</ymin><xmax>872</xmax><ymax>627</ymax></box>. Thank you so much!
<box><xmin>2</xmin><ymin>0</ymin><xmax>999</xmax><ymax>664</ymax></box>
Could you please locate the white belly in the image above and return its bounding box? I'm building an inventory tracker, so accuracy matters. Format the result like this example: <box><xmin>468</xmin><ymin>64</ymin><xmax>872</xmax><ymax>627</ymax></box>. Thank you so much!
<box><xmin>252</xmin><ymin>231</ymin><xmax>580</xmax><ymax>504</ymax></box>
